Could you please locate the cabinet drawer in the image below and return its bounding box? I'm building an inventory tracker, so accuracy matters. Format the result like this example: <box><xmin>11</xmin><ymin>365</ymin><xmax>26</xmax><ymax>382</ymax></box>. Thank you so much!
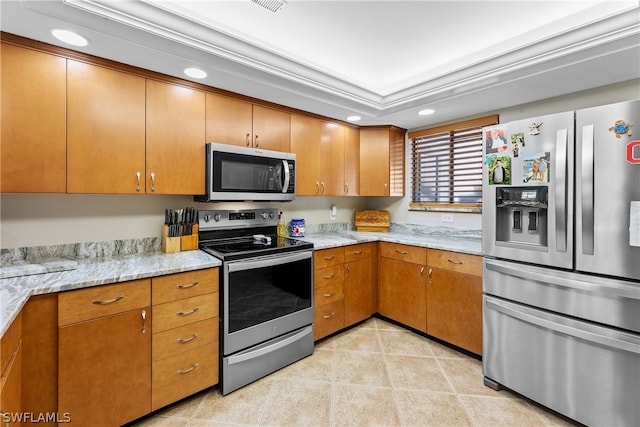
<box><xmin>152</xmin><ymin>268</ymin><xmax>219</xmax><ymax>305</ymax></box>
<box><xmin>344</xmin><ymin>243</ymin><xmax>372</xmax><ymax>262</ymax></box>
<box><xmin>152</xmin><ymin>293</ymin><xmax>218</xmax><ymax>333</ymax></box>
<box><xmin>58</xmin><ymin>279</ymin><xmax>151</xmax><ymax>326</ymax></box>
<box><xmin>379</xmin><ymin>242</ymin><xmax>427</xmax><ymax>265</ymax></box>
<box><xmin>152</xmin><ymin>317</ymin><xmax>218</xmax><ymax>361</ymax></box>
<box><xmin>314</xmin><ymin>264</ymin><xmax>344</xmax><ymax>289</ymax></box>
<box><xmin>314</xmin><ymin>247</ymin><xmax>345</xmax><ymax>269</ymax></box>
<box><xmin>314</xmin><ymin>300</ymin><xmax>344</xmax><ymax>340</ymax></box>
<box><xmin>427</xmin><ymin>249</ymin><xmax>482</xmax><ymax>276</ymax></box>
<box><xmin>314</xmin><ymin>281</ymin><xmax>344</xmax><ymax>307</ymax></box>
<box><xmin>152</xmin><ymin>341</ymin><xmax>218</xmax><ymax>411</ymax></box>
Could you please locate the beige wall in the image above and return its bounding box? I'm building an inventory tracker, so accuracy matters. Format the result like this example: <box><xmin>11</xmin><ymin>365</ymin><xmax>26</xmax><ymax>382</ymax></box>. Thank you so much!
<box><xmin>2</xmin><ymin>79</ymin><xmax>638</xmax><ymax>249</ymax></box>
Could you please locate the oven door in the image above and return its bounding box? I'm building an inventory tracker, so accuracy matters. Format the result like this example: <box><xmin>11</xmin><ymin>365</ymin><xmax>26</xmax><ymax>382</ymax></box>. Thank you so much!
<box><xmin>223</xmin><ymin>250</ymin><xmax>313</xmax><ymax>355</ymax></box>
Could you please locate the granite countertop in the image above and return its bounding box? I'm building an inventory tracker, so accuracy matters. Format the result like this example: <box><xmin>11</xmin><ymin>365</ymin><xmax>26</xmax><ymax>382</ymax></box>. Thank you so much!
<box><xmin>1</xmin><ymin>226</ymin><xmax>481</xmax><ymax>337</ymax></box>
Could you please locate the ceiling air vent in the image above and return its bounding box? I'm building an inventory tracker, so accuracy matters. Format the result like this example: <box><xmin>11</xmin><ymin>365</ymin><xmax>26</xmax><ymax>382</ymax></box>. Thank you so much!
<box><xmin>250</xmin><ymin>0</ymin><xmax>287</xmax><ymax>13</ymax></box>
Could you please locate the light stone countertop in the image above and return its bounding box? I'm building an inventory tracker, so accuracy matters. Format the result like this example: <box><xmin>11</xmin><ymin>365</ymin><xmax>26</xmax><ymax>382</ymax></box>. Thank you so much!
<box><xmin>1</xmin><ymin>226</ymin><xmax>482</xmax><ymax>337</ymax></box>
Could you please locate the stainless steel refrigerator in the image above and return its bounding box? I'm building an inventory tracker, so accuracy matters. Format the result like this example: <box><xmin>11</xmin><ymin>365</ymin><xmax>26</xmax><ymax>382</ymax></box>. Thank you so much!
<box><xmin>482</xmin><ymin>100</ymin><xmax>640</xmax><ymax>427</ymax></box>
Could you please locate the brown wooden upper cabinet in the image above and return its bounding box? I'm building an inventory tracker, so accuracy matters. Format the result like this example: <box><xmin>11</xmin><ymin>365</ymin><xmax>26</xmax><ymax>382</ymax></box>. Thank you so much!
<box><xmin>206</xmin><ymin>92</ymin><xmax>290</xmax><ymax>152</ymax></box>
<box><xmin>343</xmin><ymin>126</ymin><xmax>360</xmax><ymax>196</ymax></box>
<box><xmin>146</xmin><ymin>80</ymin><xmax>205</xmax><ymax>195</ymax></box>
<box><xmin>1</xmin><ymin>43</ymin><xmax>66</xmax><ymax>193</ymax></box>
<box><xmin>290</xmin><ymin>114</ymin><xmax>346</xmax><ymax>196</ymax></box>
<box><xmin>359</xmin><ymin>126</ymin><xmax>405</xmax><ymax>196</ymax></box>
<box><xmin>67</xmin><ymin>60</ymin><xmax>146</xmax><ymax>194</ymax></box>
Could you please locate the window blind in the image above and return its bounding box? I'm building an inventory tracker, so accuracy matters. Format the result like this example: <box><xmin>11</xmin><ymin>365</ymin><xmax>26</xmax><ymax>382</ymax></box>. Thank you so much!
<box><xmin>409</xmin><ymin>115</ymin><xmax>498</xmax><ymax>209</ymax></box>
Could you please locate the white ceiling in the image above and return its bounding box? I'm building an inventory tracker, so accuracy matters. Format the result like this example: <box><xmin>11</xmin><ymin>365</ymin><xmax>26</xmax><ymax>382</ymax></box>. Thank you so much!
<box><xmin>1</xmin><ymin>0</ymin><xmax>639</xmax><ymax>130</ymax></box>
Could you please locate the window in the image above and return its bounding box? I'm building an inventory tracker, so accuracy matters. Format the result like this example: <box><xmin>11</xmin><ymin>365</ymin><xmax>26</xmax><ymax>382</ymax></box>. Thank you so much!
<box><xmin>409</xmin><ymin>115</ymin><xmax>498</xmax><ymax>211</ymax></box>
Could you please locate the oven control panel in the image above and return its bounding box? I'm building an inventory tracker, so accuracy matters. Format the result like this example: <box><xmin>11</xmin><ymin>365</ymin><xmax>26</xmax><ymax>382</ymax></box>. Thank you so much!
<box><xmin>200</xmin><ymin>208</ymin><xmax>279</xmax><ymax>230</ymax></box>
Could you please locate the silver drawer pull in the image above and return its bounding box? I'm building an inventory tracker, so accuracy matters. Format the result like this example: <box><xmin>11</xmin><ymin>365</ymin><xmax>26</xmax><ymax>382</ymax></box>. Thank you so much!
<box><xmin>395</xmin><ymin>250</ymin><xmax>409</xmax><ymax>255</ymax></box>
<box><xmin>353</xmin><ymin>250</ymin><xmax>364</xmax><ymax>255</ymax></box>
<box><xmin>176</xmin><ymin>332</ymin><xmax>199</xmax><ymax>344</ymax></box>
<box><xmin>447</xmin><ymin>259</ymin><xmax>465</xmax><ymax>265</ymax></box>
<box><xmin>176</xmin><ymin>363</ymin><xmax>199</xmax><ymax>374</ymax></box>
<box><xmin>323</xmin><ymin>255</ymin><xmax>335</xmax><ymax>261</ymax></box>
<box><xmin>323</xmin><ymin>312</ymin><xmax>336</xmax><ymax>319</ymax></box>
<box><xmin>177</xmin><ymin>307</ymin><xmax>199</xmax><ymax>316</ymax></box>
<box><xmin>323</xmin><ymin>273</ymin><xmax>335</xmax><ymax>279</ymax></box>
<box><xmin>323</xmin><ymin>292</ymin><xmax>335</xmax><ymax>298</ymax></box>
<box><xmin>92</xmin><ymin>295</ymin><xmax>124</xmax><ymax>305</ymax></box>
<box><xmin>176</xmin><ymin>281</ymin><xmax>199</xmax><ymax>289</ymax></box>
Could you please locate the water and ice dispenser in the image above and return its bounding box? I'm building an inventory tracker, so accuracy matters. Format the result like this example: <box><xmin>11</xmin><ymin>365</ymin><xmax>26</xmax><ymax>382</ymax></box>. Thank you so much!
<box><xmin>495</xmin><ymin>186</ymin><xmax>548</xmax><ymax>247</ymax></box>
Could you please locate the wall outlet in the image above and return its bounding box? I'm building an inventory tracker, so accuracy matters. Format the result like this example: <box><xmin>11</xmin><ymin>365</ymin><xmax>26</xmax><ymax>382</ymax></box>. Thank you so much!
<box><xmin>330</xmin><ymin>205</ymin><xmax>337</xmax><ymax>220</ymax></box>
<box><xmin>441</xmin><ymin>213</ymin><xmax>454</xmax><ymax>223</ymax></box>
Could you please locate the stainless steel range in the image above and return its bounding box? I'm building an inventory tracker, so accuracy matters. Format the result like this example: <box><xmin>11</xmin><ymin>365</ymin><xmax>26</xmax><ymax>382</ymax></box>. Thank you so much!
<box><xmin>198</xmin><ymin>208</ymin><xmax>314</xmax><ymax>395</ymax></box>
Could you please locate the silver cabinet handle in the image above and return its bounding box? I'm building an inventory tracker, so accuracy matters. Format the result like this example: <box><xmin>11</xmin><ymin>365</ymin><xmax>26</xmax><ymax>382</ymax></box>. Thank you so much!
<box><xmin>93</xmin><ymin>295</ymin><xmax>124</xmax><ymax>305</ymax></box>
<box><xmin>176</xmin><ymin>281</ymin><xmax>199</xmax><ymax>289</ymax></box>
<box><xmin>344</xmin><ymin>183</ymin><xmax>349</xmax><ymax>195</ymax></box>
<box><xmin>420</xmin><ymin>266</ymin><xmax>425</xmax><ymax>281</ymax></box>
<box><xmin>150</xmin><ymin>172</ymin><xmax>156</xmax><ymax>192</ymax></box>
<box><xmin>384</xmin><ymin>183</ymin><xmax>388</xmax><ymax>195</ymax></box>
<box><xmin>395</xmin><ymin>249</ymin><xmax>409</xmax><ymax>255</ymax></box>
<box><xmin>323</xmin><ymin>273</ymin><xmax>335</xmax><ymax>279</ymax></box>
<box><xmin>176</xmin><ymin>363</ymin><xmax>199</xmax><ymax>375</ymax></box>
<box><xmin>136</xmin><ymin>171</ymin><xmax>141</xmax><ymax>192</ymax></box>
<box><xmin>581</xmin><ymin>124</ymin><xmax>594</xmax><ymax>255</ymax></box>
<box><xmin>323</xmin><ymin>255</ymin><xmax>335</xmax><ymax>261</ymax></box>
<box><xmin>555</xmin><ymin>128</ymin><xmax>568</xmax><ymax>252</ymax></box>
<box><xmin>345</xmin><ymin>263</ymin><xmax>351</xmax><ymax>272</ymax></box>
<box><xmin>316</xmin><ymin>181</ymin><xmax>320</xmax><ymax>195</ymax></box>
<box><xmin>323</xmin><ymin>292</ymin><xmax>335</xmax><ymax>298</ymax></box>
<box><xmin>428</xmin><ymin>268</ymin><xmax>432</xmax><ymax>284</ymax></box>
<box><xmin>176</xmin><ymin>307</ymin><xmax>199</xmax><ymax>316</ymax></box>
<box><xmin>323</xmin><ymin>312</ymin><xmax>336</xmax><ymax>319</ymax></box>
<box><xmin>176</xmin><ymin>332</ymin><xmax>199</xmax><ymax>344</ymax></box>
<box><xmin>254</xmin><ymin>134</ymin><xmax>259</xmax><ymax>148</ymax></box>
<box><xmin>447</xmin><ymin>259</ymin><xmax>464</xmax><ymax>265</ymax></box>
<box><xmin>353</xmin><ymin>250</ymin><xmax>363</xmax><ymax>255</ymax></box>
<box><xmin>246</xmin><ymin>133</ymin><xmax>251</xmax><ymax>147</ymax></box>
<box><xmin>141</xmin><ymin>309</ymin><xmax>147</xmax><ymax>334</ymax></box>
<box><xmin>320</xmin><ymin>181</ymin><xmax>325</xmax><ymax>194</ymax></box>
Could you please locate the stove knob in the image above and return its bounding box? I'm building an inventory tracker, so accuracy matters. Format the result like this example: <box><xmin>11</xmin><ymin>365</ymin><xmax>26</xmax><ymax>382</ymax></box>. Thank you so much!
<box><xmin>261</xmin><ymin>212</ymin><xmax>270</xmax><ymax>220</ymax></box>
<box><xmin>203</xmin><ymin>215</ymin><xmax>211</xmax><ymax>222</ymax></box>
<box><xmin>214</xmin><ymin>214</ymin><xmax>222</xmax><ymax>222</ymax></box>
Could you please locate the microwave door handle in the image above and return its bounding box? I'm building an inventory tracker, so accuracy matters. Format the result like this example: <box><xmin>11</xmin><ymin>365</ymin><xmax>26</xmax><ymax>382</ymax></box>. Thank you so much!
<box><xmin>282</xmin><ymin>160</ymin><xmax>290</xmax><ymax>193</ymax></box>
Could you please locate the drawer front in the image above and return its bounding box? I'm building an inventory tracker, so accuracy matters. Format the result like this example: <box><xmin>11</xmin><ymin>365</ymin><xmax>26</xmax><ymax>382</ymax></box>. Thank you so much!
<box><xmin>152</xmin><ymin>268</ymin><xmax>219</xmax><ymax>305</ymax></box>
<box><xmin>152</xmin><ymin>293</ymin><xmax>218</xmax><ymax>333</ymax></box>
<box><xmin>344</xmin><ymin>243</ymin><xmax>373</xmax><ymax>262</ymax></box>
<box><xmin>314</xmin><ymin>264</ymin><xmax>344</xmax><ymax>289</ymax></box>
<box><xmin>314</xmin><ymin>247</ymin><xmax>345</xmax><ymax>269</ymax></box>
<box><xmin>58</xmin><ymin>279</ymin><xmax>151</xmax><ymax>326</ymax></box>
<box><xmin>152</xmin><ymin>341</ymin><xmax>218</xmax><ymax>410</ymax></box>
<box><xmin>152</xmin><ymin>317</ymin><xmax>218</xmax><ymax>361</ymax></box>
<box><xmin>314</xmin><ymin>281</ymin><xmax>344</xmax><ymax>307</ymax></box>
<box><xmin>428</xmin><ymin>249</ymin><xmax>482</xmax><ymax>276</ymax></box>
<box><xmin>379</xmin><ymin>242</ymin><xmax>427</xmax><ymax>265</ymax></box>
<box><xmin>314</xmin><ymin>300</ymin><xmax>344</xmax><ymax>340</ymax></box>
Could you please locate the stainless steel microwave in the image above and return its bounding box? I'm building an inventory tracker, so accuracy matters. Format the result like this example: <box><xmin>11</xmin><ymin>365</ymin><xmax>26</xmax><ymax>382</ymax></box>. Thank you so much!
<box><xmin>195</xmin><ymin>142</ymin><xmax>296</xmax><ymax>202</ymax></box>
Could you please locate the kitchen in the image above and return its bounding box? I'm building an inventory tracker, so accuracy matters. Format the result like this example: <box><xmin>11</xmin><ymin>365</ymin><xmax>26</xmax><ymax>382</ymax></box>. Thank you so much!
<box><xmin>1</xmin><ymin>1</ymin><xmax>640</xmax><ymax>426</ymax></box>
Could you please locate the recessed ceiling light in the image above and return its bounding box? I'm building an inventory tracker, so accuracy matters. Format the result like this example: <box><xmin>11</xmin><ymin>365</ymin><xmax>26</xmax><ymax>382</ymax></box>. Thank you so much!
<box><xmin>184</xmin><ymin>68</ymin><xmax>207</xmax><ymax>79</ymax></box>
<box><xmin>347</xmin><ymin>115</ymin><xmax>361</xmax><ymax>122</ymax></box>
<box><xmin>51</xmin><ymin>29</ymin><xmax>89</xmax><ymax>47</ymax></box>
<box><xmin>418</xmin><ymin>109</ymin><xmax>435</xmax><ymax>116</ymax></box>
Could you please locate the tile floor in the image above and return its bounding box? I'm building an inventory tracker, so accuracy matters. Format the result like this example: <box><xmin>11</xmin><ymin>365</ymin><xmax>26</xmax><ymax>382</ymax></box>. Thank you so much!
<box><xmin>132</xmin><ymin>317</ymin><xmax>580</xmax><ymax>427</ymax></box>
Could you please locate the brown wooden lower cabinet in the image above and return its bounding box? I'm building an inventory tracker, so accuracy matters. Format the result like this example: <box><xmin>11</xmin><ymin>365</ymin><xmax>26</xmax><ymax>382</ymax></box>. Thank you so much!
<box><xmin>378</xmin><ymin>256</ymin><xmax>427</xmax><ymax>333</ymax></box>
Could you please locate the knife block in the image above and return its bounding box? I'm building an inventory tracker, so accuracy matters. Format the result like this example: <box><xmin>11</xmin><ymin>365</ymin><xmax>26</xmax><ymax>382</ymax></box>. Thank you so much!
<box><xmin>180</xmin><ymin>225</ymin><xmax>199</xmax><ymax>251</ymax></box>
<box><xmin>162</xmin><ymin>225</ymin><xmax>181</xmax><ymax>253</ymax></box>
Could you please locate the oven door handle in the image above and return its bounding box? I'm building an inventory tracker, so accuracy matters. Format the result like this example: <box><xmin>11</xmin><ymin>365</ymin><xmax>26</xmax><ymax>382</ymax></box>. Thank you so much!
<box><xmin>227</xmin><ymin>325</ymin><xmax>313</xmax><ymax>365</ymax></box>
<box><xmin>227</xmin><ymin>250</ymin><xmax>312</xmax><ymax>272</ymax></box>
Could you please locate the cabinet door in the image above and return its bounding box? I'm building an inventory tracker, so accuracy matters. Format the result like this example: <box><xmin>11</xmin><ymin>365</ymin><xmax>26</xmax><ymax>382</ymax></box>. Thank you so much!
<box><xmin>290</xmin><ymin>114</ymin><xmax>321</xmax><ymax>195</ymax></box>
<box><xmin>67</xmin><ymin>61</ymin><xmax>146</xmax><ymax>193</ymax></box>
<box><xmin>0</xmin><ymin>343</ymin><xmax>21</xmax><ymax>424</ymax></box>
<box><xmin>59</xmin><ymin>309</ymin><xmax>151</xmax><ymax>427</ymax></box>
<box><xmin>378</xmin><ymin>257</ymin><xmax>427</xmax><ymax>332</ymax></box>
<box><xmin>320</xmin><ymin>121</ymin><xmax>345</xmax><ymax>196</ymax></box>
<box><xmin>344</xmin><ymin>257</ymin><xmax>373</xmax><ymax>326</ymax></box>
<box><xmin>359</xmin><ymin>128</ymin><xmax>390</xmax><ymax>196</ymax></box>
<box><xmin>205</xmin><ymin>92</ymin><xmax>253</xmax><ymax>147</ymax></box>
<box><xmin>427</xmin><ymin>268</ymin><xmax>482</xmax><ymax>355</ymax></box>
<box><xmin>1</xmin><ymin>44</ymin><xmax>66</xmax><ymax>193</ymax></box>
<box><xmin>389</xmin><ymin>127</ymin><xmax>405</xmax><ymax>196</ymax></box>
<box><xmin>146</xmin><ymin>80</ymin><xmax>205</xmax><ymax>194</ymax></box>
<box><xmin>344</xmin><ymin>125</ymin><xmax>360</xmax><ymax>196</ymax></box>
<box><xmin>252</xmin><ymin>105</ymin><xmax>290</xmax><ymax>152</ymax></box>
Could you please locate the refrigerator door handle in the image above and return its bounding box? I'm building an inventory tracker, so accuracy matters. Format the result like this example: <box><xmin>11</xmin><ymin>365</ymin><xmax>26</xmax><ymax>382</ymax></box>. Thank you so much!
<box><xmin>485</xmin><ymin>259</ymin><xmax>640</xmax><ymax>300</ymax></box>
<box><xmin>485</xmin><ymin>297</ymin><xmax>640</xmax><ymax>355</ymax></box>
<box><xmin>555</xmin><ymin>128</ymin><xmax>568</xmax><ymax>252</ymax></box>
<box><xmin>581</xmin><ymin>124</ymin><xmax>595</xmax><ymax>255</ymax></box>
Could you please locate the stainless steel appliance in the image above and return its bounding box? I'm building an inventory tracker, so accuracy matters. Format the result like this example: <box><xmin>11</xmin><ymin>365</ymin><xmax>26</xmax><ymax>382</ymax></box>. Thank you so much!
<box><xmin>195</xmin><ymin>142</ymin><xmax>296</xmax><ymax>202</ymax></box>
<box><xmin>482</xmin><ymin>100</ymin><xmax>640</xmax><ymax>426</ymax></box>
<box><xmin>198</xmin><ymin>208</ymin><xmax>314</xmax><ymax>395</ymax></box>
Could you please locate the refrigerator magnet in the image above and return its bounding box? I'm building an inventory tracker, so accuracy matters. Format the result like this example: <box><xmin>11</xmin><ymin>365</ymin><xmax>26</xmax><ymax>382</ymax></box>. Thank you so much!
<box><xmin>528</xmin><ymin>121</ymin><xmax>543</xmax><ymax>135</ymax></box>
<box><xmin>522</xmin><ymin>152</ymin><xmax>551</xmax><ymax>183</ymax></box>
<box><xmin>511</xmin><ymin>132</ymin><xmax>525</xmax><ymax>157</ymax></box>
<box><xmin>609</xmin><ymin>119</ymin><xmax>634</xmax><ymax>138</ymax></box>
<box><xmin>485</xmin><ymin>127</ymin><xmax>509</xmax><ymax>154</ymax></box>
<box><xmin>488</xmin><ymin>156</ymin><xmax>511</xmax><ymax>185</ymax></box>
